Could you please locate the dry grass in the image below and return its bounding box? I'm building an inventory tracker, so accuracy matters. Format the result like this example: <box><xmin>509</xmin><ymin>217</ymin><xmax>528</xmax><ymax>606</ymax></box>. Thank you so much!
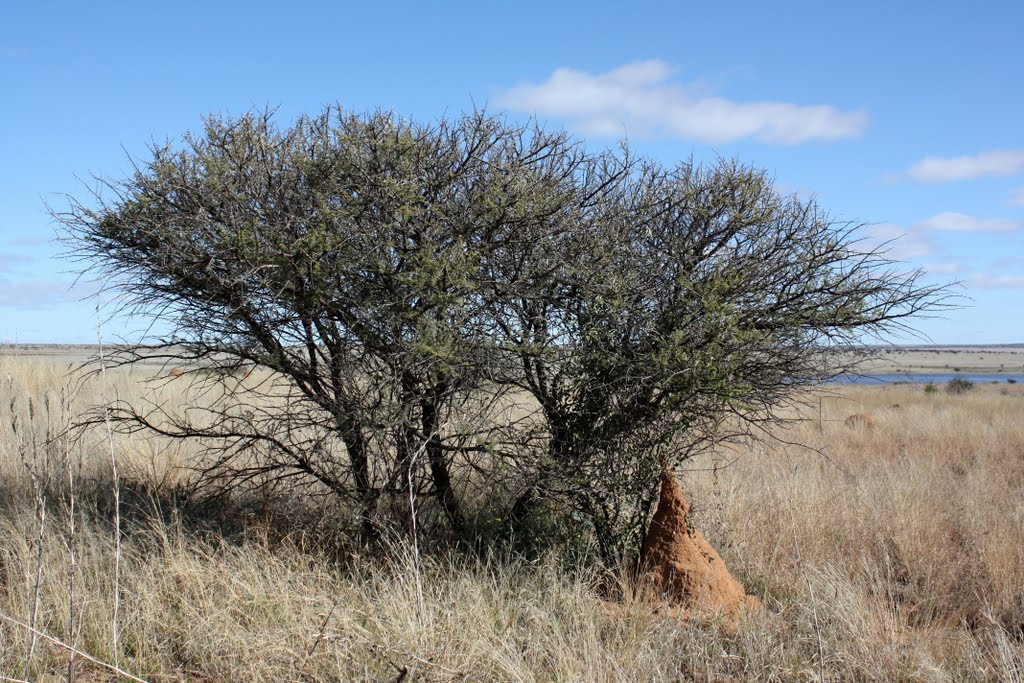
<box><xmin>1</xmin><ymin>357</ymin><xmax>1023</xmax><ymax>681</ymax></box>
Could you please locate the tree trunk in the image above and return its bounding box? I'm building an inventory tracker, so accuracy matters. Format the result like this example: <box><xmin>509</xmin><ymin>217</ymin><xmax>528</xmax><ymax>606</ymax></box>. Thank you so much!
<box><xmin>421</xmin><ymin>395</ymin><xmax>464</xmax><ymax>535</ymax></box>
<box><xmin>340</xmin><ymin>424</ymin><xmax>379</xmax><ymax>544</ymax></box>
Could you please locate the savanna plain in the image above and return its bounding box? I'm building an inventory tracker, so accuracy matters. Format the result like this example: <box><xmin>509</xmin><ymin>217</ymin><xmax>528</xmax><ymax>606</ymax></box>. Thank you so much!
<box><xmin>1</xmin><ymin>352</ymin><xmax>1023</xmax><ymax>682</ymax></box>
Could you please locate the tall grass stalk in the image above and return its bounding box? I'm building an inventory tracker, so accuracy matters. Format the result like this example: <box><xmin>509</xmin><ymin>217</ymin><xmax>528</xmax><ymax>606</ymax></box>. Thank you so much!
<box><xmin>97</xmin><ymin>318</ymin><xmax>122</xmax><ymax>668</ymax></box>
<box><xmin>0</xmin><ymin>611</ymin><xmax>147</xmax><ymax>683</ymax></box>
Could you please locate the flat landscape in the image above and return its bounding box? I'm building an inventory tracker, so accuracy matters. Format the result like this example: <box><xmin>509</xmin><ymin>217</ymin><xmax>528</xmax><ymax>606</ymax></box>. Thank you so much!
<box><xmin>0</xmin><ymin>351</ymin><xmax>1022</xmax><ymax>681</ymax></box>
<box><xmin>853</xmin><ymin>345</ymin><xmax>1024</xmax><ymax>374</ymax></box>
<box><xmin>7</xmin><ymin>343</ymin><xmax>1024</xmax><ymax>375</ymax></box>
<box><xmin>5</xmin><ymin>2</ymin><xmax>1022</xmax><ymax>680</ymax></box>
<box><xmin>0</xmin><ymin>344</ymin><xmax>179</xmax><ymax>369</ymax></box>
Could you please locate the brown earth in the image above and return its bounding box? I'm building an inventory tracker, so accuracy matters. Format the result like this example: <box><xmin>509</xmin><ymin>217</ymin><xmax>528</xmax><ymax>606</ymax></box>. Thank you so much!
<box><xmin>638</xmin><ymin>469</ymin><xmax>760</xmax><ymax>630</ymax></box>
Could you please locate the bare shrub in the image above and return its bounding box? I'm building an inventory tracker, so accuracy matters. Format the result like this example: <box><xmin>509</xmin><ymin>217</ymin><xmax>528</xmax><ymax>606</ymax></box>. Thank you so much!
<box><xmin>947</xmin><ymin>377</ymin><xmax>975</xmax><ymax>394</ymax></box>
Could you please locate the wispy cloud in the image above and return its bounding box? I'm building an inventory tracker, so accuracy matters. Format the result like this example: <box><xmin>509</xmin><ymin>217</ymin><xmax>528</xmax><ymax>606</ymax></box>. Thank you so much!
<box><xmin>968</xmin><ymin>273</ymin><xmax>1024</xmax><ymax>289</ymax></box>
<box><xmin>10</xmin><ymin>234</ymin><xmax>51</xmax><ymax>247</ymax></box>
<box><xmin>863</xmin><ymin>224</ymin><xmax>934</xmax><ymax>260</ymax></box>
<box><xmin>922</xmin><ymin>263</ymin><xmax>964</xmax><ymax>276</ymax></box>
<box><xmin>916</xmin><ymin>212</ymin><xmax>1024</xmax><ymax>233</ymax></box>
<box><xmin>0</xmin><ymin>278</ymin><xmax>92</xmax><ymax>309</ymax></box>
<box><xmin>0</xmin><ymin>253</ymin><xmax>35</xmax><ymax>273</ymax></box>
<box><xmin>906</xmin><ymin>149</ymin><xmax>1024</xmax><ymax>183</ymax></box>
<box><xmin>773</xmin><ymin>181</ymin><xmax>821</xmax><ymax>202</ymax></box>
<box><xmin>496</xmin><ymin>61</ymin><xmax>867</xmax><ymax>145</ymax></box>
<box><xmin>1009</xmin><ymin>187</ymin><xmax>1024</xmax><ymax>206</ymax></box>
<box><xmin>991</xmin><ymin>256</ymin><xmax>1024</xmax><ymax>270</ymax></box>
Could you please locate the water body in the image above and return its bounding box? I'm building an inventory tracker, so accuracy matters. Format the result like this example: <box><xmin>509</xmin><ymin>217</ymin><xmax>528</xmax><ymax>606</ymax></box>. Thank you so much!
<box><xmin>833</xmin><ymin>373</ymin><xmax>1024</xmax><ymax>385</ymax></box>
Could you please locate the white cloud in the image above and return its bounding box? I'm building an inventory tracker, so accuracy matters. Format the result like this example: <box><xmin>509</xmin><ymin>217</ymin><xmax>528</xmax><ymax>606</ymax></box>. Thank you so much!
<box><xmin>1009</xmin><ymin>187</ymin><xmax>1024</xmax><ymax>206</ymax></box>
<box><xmin>496</xmin><ymin>61</ymin><xmax>867</xmax><ymax>145</ymax></box>
<box><xmin>991</xmin><ymin>256</ymin><xmax>1024</xmax><ymax>270</ymax></box>
<box><xmin>863</xmin><ymin>224</ymin><xmax>934</xmax><ymax>260</ymax></box>
<box><xmin>0</xmin><ymin>253</ymin><xmax>34</xmax><ymax>274</ymax></box>
<box><xmin>773</xmin><ymin>181</ymin><xmax>820</xmax><ymax>202</ymax></box>
<box><xmin>0</xmin><ymin>278</ymin><xmax>77</xmax><ymax>309</ymax></box>
<box><xmin>968</xmin><ymin>273</ymin><xmax>1024</xmax><ymax>289</ymax></box>
<box><xmin>916</xmin><ymin>212</ymin><xmax>1024</xmax><ymax>233</ymax></box>
<box><xmin>923</xmin><ymin>263</ymin><xmax>964</xmax><ymax>275</ymax></box>
<box><xmin>906</xmin><ymin>149</ymin><xmax>1024</xmax><ymax>183</ymax></box>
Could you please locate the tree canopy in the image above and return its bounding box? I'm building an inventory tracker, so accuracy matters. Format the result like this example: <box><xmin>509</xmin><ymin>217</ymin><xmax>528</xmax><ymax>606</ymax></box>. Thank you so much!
<box><xmin>59</xmin><ymin>107</ymin><xmax>948</xmax><ymax>562</ymax></box>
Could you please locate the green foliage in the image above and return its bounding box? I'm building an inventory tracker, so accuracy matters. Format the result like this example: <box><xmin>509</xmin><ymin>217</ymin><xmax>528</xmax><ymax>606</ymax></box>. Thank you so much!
<box><xmin>924</xmin><ymin>382</ymin><xmax>938</xmax><ymax>394</ymax></box>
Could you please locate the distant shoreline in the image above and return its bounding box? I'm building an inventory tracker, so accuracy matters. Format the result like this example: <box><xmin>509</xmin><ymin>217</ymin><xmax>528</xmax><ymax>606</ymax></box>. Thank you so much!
<box><xmin>4</xmin><ymin>343</ymin><xmax>1023</xmax><ymax>375</ymax></box>
<box><xmin>844</xmin><ymin>346</ymin><xmax>1024</xmax><ymax>375</ymax></box>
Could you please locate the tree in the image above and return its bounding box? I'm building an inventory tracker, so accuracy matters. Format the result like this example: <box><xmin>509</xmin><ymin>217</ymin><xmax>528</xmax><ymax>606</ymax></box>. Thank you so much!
<box><xmin>58</xmin><ymin>107</ymin><xmax>947</xmax><ymax>559</ymax></box>
<box><xmin>483</xmin><ymin>158</ymin><xmax>949</xmax><ymax>561</ymax></box>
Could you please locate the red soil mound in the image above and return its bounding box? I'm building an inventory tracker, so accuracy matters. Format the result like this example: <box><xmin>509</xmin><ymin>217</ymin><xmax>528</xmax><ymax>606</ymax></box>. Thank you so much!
<box><xmin>639</xmin><ymin>469</ymin><xmax>759</xmax><ymax>628</ymax></box>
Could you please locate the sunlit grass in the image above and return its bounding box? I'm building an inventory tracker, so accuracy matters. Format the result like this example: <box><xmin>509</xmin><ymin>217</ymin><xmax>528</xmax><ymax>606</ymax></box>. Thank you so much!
<box><xmin>0</xmin><ymin>356</ymin><xmax>1022</xmax><ymax>681</ymax></box>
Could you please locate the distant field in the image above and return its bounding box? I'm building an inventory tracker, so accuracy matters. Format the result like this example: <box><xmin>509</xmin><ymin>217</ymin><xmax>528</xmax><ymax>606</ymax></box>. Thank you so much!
<box><xmin>852</xmin><ymin>345</ymin><xmax>1024</xmax><ymax>374</ymax></box>
<box><xmin>0</xmin><ymin>344</ymin><xmax>181</xmax><ymax>369</ymax></box>
<box><xmin>6</xmin><ymin>343</ymin><xmax>1024</xmax><ymax>374</ymax></box>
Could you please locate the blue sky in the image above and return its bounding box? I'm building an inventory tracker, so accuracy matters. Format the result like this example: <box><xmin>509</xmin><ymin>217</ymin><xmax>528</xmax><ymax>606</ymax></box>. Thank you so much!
<box><xmin>2</xmin><ymin>0</ymin><xmax>1022</xmax><ymax>344</ymax></box>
